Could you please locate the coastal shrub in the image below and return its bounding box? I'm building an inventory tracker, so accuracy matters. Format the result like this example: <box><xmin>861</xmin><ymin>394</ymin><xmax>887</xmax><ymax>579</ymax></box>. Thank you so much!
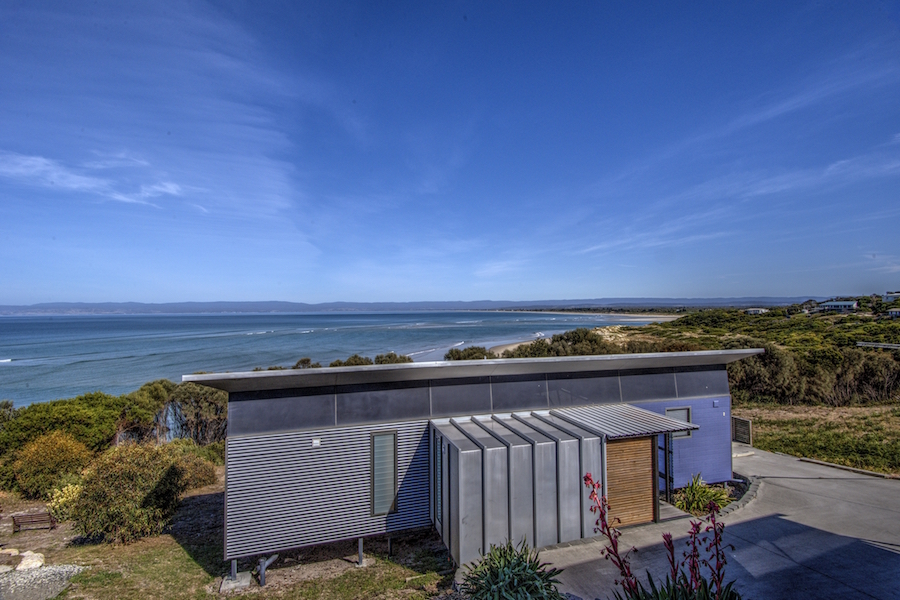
<box><xmin>461</xmin><ymin>539</ymin><xmax>565</xmax><ymax>600</ymax></box>
<box><xmin>292</xmin><ymin>357</ymin><xmax>322</xmax><ymax>369</ymax></box>
<box><xmin>48</xmin><ymin>483</ymin><xmax>82</xmax><ymax>521</ymax></box>
<box><xmin>119</xmin><ymin>379</ymin><xmax>176</xmax><ymax>442</ymax></box>
<box><xmin>165</xmin><ymin>382</ymin><xmax>228</xmax><ymax>446</ymax></box>
<box><xmin>444</xmin><ymin>346</ymin><xmax>497</xmax><ymax>360</ymax></box>
<box><xmin>164</xmin><ymin>437</ymin><xmax>225</xmax><ymax>466</ymax></box>
<box><xmin>72</xmin><ymin>443</ymin><xmax>185</xmax><ymax>543</ymax></box>
<box><xmin>674</xmin><ymin>474</ymin><xmax>731</xmax><ymax>516</ymax></box>
<box><xmin>0</xmin><ymin>391</ymin><xmax>128</xmax><ymax>456</ymax></box>
<box><xmin>12</xmin><ymin>430</ymin><xmax>93</xmax><ymax>499</ymax></box>
<box><xmin>374</xmin><ymin>352</ymin><xmax>414</xmax><ymax>364</ymax></box>
<box><xmin>329</xmin><ymin>354</ymin><xmax>374</xmax><ymax>367</ymax></box>
<box><xmin>174</xmin><ymin>452</ymin><xmax>217</xmax><ymax>490</ymax></box>
<box><xmin>162</xmin><ymin>439</ymin><xmax>217</xmax><ymax>489</ymax></box>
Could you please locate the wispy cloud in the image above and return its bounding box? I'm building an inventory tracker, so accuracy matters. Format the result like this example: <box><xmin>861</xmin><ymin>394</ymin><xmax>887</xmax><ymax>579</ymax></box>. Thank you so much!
<box><xmin>0</xmin><ymin>151</ymin><xmax>181</xmax><ymax>206</ymax></box>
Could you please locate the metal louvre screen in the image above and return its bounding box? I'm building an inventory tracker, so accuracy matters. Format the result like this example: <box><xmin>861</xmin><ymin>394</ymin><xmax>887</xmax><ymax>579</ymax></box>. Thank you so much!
<box><xmin>372</xmin><ymin>432</ymin><xmax>397</xmax><ymax>515</ymax></box>
<box><xmin>225</xmin><ymin>420</ymin><xmax>430</xmax><ymax>560</ymax></box>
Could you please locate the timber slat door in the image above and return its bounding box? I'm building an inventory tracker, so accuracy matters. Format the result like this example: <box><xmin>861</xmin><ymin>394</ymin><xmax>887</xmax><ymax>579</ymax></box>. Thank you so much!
<box><xmin>606</xmin><ymin>437</ymin><xmax>654</xmax><ymax>527</ymax></box>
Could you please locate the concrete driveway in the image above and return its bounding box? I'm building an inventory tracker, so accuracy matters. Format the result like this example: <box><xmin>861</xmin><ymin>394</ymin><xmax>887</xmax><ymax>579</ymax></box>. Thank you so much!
<box><xmin>543</xmin><ymin>443</ymin><xmax>900</xmax><ymax>600</ymax></box>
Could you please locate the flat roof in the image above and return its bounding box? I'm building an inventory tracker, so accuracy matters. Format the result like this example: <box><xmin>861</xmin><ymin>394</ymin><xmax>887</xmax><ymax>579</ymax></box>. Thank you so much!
<box><xmin>183</xmin><ymin>349</ymin><xmax>763</xmax><ymax>393</ymax></box>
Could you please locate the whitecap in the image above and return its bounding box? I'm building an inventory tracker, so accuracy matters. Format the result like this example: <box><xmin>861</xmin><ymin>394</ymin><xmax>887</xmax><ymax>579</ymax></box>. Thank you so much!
<box><xmin>0</xmin><ymin>358</ymin><xmax>11</xmax><ymax>363</ymax></box>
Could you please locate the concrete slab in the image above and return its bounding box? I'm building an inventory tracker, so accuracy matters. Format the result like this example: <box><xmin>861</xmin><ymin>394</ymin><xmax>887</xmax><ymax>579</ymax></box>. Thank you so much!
<box><xmin>219</xmin><ymin>571</ymin><xmax>252</xmax><ymax>593</ymax></box>
<box><xmin>546</xmin><ymin>443</ymin><xmax>900</xmax><ymax>600</ymax></box>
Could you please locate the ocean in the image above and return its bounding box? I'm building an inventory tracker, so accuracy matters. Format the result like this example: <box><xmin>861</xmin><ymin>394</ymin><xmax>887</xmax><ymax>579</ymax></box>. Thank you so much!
<box><xmin>0</xmin><ymin>311</ymin><xmax>660</xmax><ymax>407</ymax></box>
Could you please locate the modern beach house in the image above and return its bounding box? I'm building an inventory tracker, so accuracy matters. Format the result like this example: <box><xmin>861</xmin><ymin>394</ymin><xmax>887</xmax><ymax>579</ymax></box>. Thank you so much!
<box><xmin>184</xmin><ymin>349</ymin><xmax>762</xmax><ymax>570</ymax></box>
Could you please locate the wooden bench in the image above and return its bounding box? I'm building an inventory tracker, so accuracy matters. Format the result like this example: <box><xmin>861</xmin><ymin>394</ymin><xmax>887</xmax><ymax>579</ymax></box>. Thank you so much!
<box><xmin>12</xmin><ymin>512</ymin><xmax>57</xmax><ymax>533</ymax></box>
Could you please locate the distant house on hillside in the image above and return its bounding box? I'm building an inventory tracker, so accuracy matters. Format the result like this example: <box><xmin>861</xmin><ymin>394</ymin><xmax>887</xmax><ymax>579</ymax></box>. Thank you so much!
<box><xmin>884</xmin><ymin>292</ymin><xmax>900</xmax><ymax>303</ymax></box>
<box><xmin>819</xmin><ymin>300</ymin><xmax>858</xmax><ymax>313</ymax></box>
<box><xmin>744</xmin><ymin>308</ymin><xmax>769</xmax><ymax>315</ymax></box>
<box><xmin>889</xmin><ymin>308</ymin><xmax>900</xmax><ymax>319</ymax></box>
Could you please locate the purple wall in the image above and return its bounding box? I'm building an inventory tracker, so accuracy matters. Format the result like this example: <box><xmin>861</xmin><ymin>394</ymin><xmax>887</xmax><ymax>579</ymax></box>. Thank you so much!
<box><xmin>633</xmin><ymin>396</ymin><xmax>733</xmax><ymax>487</ymax></box>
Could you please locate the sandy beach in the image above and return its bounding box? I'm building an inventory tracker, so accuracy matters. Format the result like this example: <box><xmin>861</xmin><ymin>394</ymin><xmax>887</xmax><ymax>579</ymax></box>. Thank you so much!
<box><xmin>488</xmin><ymin>313</ymin><xmax>680</xmax><ymax>354</ymax></box>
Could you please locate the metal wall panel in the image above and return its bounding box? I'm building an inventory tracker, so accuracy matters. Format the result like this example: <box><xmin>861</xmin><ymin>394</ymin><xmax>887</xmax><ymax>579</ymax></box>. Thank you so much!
<box><xmin>336</xmin><ymin>382</ymin><xmax>430</xmax><ymax>426</ymax></box>
<box><xmin>674</xmin><ymin>366</ymin><xmax>729</xmax><ymax>398</ymax></box>
<box><xmin>490</xmin><ymin>374</ymin><xmax>548</xmax><ymax>411</ymax></box>
<box><xmin>499</xmin><ymin>417</ymin><xmax>559</xmax><ymax>548</ymax></box>
<box><xmin>511</xmin><ymin>414</ymin><xmax>582</xmax><ymax>543</ymax></box>
<box><xmin>228</xmin><ymin>390</ymin><xmax>336</xmax><ymax>436</ymax></box>
<box><xmin>430</xmin><ymin>377</ymin><xmax>492</xmax><ymax>417</ymax></box>
<box><xmin>620</xmin><ymin>368</ymin><xmax>677</xmax><ymax>403</ymax></box>
<box><xmin>454</xmin><ymin>419</ymin><xmax>509</xmax><ymax>552</ymax></box>
<box><xmin>475</xmin><ymin>417</ymin><xmax>534</xmax><ymax>546</ymax></box>
<box><xmin>431</xmin><ymin>421</ymin><xmax>483</xmax><ymax>566</ymax></box>
<box><xmin>534</xmin><ymin>413</ymin><xmax>604</xmax><ymax>539</ymax></box>
<box><xmin>224</xmin><ymin>420</ymin><xmax>430</xmax><ymax>560</ymax></box>
<box><xmin>547</xmin><ymin>371</ymin><xmax>621</xmax><ymax>407</ymax></box>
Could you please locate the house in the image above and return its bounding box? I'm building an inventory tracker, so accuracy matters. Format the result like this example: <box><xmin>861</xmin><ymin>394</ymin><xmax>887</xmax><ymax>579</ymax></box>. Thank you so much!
<box><xmin>744</xmin><ymin>308</ymin><xmax>769</xmax><ymax>315</ymax></box>
<box><xmin>883</xmin><ymin>292</ymin><xmax>900</xmax><ymax>303</ymax></box>
<box><xmin>184</xmin><ymin>348</ymin><xmax>763</xmax><ymax>570</ymax></box>
<box><xmin>819</xmin><ymin>300</ymin><xmax>858</xmax><ymax>312</ymax></box>
<box><xmin>889</xmin><ymin>308</ymin><xmax>900</xmax><ymax>319</ymax></box>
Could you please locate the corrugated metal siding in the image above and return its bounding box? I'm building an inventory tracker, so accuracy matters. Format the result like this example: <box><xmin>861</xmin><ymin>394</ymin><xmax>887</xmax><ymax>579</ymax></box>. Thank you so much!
<box><xmin>225</xmin><ymin>420</ymin><xmax>430</xmax><ymax>559</ymax></box>
<box><xmin>606</xmin><ymin>437</ymin><xmax>654</xmax><ymax>527</ymax></box>
<box><xmin>551</xmin><ymin>404</ymin><xmax>697</xmax><ymax>439</ymax></box>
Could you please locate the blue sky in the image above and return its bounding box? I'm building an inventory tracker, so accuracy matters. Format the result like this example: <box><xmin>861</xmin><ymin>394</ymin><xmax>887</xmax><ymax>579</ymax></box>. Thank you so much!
<box><xmin>1</xmin><ymin>1</ymin><xmax>899</xmax><ymax>304</ymax></box>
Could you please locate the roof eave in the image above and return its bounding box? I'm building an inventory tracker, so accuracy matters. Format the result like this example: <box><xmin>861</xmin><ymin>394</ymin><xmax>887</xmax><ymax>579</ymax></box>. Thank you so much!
<box><xmin>182</xmin><ymin>349</ymin><xmax>763</xmax><ymax>394</ymax></box>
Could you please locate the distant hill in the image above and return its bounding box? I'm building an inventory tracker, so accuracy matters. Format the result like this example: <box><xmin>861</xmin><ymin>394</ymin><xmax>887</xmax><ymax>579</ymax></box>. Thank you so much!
<box><xmin>0</xmin><ymin>297</ymin><xmax>828</xmax><ymax>315</ymax></box>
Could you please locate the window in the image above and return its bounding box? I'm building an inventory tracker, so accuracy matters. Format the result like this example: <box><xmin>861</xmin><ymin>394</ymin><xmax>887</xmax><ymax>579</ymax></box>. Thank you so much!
<box><xmin>372</xmin><ymin>432</ymin><xmax>397</xmax><ymax>515</ymax></box>
<box><xmin>434</xmin><ymin>433</ymin><xmax>442</xmax><ymax>524</ymax></box>
<box><xmin>666</xmin><ymin>407</ymin><xmax>692</xmax><ymax>439</ymax></box>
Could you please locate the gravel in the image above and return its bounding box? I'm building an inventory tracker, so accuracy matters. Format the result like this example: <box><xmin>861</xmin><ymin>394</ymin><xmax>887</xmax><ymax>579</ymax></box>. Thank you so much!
<box><xmin>0</xmin><ymin>564</ymin><xmax>85</xmax><ymax>600</ymax></box>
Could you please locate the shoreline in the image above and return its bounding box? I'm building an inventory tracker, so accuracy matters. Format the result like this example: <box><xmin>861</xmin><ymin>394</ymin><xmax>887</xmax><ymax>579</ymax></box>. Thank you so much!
<box><xmin>488</xmin><ymin>316</ymin><xmax>676</xmax><ymax>355</ymax></box>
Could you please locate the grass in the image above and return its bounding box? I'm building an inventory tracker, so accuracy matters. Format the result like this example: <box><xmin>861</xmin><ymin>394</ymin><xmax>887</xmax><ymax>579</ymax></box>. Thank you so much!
<box><xmin>49</xmin><ymin>530</ymin><xmax>451</xmax><ymax>600</ymax></box>
<box><xmin>733</xmin><ymin>404</ymin><xmax>900</xmax><ymax>476</ymax></box>
<box><xmin>1</xmin><ymin>468</ymin><xmax>455</xmax><ymax>600</ymax></box>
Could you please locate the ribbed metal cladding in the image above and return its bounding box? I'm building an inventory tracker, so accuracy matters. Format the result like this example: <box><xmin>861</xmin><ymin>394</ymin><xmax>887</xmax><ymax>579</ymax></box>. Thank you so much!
<box><xmin>225</xmin><ymin>420</ymin><xmax>430</xmax><ymax>560</ymax></box>
<box><xmin>551</xmin><ymin>404</ymin><xmax>697</xmax><ymax>439</ymax></box>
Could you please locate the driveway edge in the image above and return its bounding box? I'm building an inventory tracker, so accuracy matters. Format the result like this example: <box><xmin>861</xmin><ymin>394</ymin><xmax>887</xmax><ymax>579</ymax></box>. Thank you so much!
<box><xmin>719</xmin><ymin>472</ymin><xmax>758</xmax><ymax>516</ymax></box>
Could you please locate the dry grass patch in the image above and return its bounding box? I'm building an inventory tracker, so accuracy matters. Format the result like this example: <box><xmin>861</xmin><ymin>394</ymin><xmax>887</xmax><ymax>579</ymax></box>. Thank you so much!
<box><xmin>733</xmin><ymin>404</ymin><xmax>900</xmax><ymax>476</ymax></box>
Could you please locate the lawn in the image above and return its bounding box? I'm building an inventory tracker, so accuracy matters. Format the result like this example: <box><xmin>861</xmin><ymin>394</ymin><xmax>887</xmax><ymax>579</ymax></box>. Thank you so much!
<box><xmin>732</xmin><ymin>404</ymin><xmax>900</xmax><ymax>476</ymax></box>
<box><xmin>2</xmin><ymin>469</ymin><xmax>456</xmax><ymax>600</ymax></box>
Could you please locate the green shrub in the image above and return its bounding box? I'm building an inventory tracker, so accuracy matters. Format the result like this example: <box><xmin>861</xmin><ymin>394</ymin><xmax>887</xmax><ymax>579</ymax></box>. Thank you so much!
<box><xmin>12</xmin><ymin>430</ymin><xmax>92</xmax><ymax>499</ymax></box>
<box><xmin>72</xmin><ymin>443</ymin><xmax>185</xmax><ymax>543</ymax></box>
<box><xmin>461</xmin><ymin>539</ymin><xmax>565</xmax><ymax>600</ymax></box>
<box><xmin>162</xmin><ymin>442</ymin><xmax>217</xmax><ymax>490</ymax></box>
<box><xmin>674</xmin><ymin>474</ymin><xmax>731</xmax><ymax>516</ymax></box>
<box><xmin>48</xmin><ymin>483</ymin><xmax>82</xmax><ymax>521</ymax></box>
<box><xmin>164</xmin><ymin>437</ymin><xmax>224</xmax><ymax>466</ymax></box>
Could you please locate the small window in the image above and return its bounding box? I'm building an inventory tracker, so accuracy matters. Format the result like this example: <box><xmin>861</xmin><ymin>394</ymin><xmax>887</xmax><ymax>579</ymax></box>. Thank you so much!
<box><xmin>372</xmin><ymin>432</ymin><xmax>397</xmax><ymax>515</ymax></box>
<box><xmin>667</xmin><ymin>407</ymin><xmax>692</xmax><ymax>439</ymax></box>
<box><xmin>434</xmin><ymin>433</ymin><xmax>442</xmax><ymax>524</ymax></box>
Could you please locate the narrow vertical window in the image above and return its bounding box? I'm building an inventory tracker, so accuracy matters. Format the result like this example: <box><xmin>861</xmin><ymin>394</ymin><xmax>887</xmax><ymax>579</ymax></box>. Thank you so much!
<box><xmin>434</xmin><ymin>433</ymin><xmax>442</xmax><ymax>524</ymax></box>
<box><xmin>372</xmin><ymin>432</ymin><xmax>397</xmax><ymax>515</ymax></box>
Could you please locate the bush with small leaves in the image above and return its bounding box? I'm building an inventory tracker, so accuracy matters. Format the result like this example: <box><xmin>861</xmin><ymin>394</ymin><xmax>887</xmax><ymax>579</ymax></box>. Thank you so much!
<box><xmin>163</xmin><ymin>444</ymin><xmax>217</xmax><ymax>490</ymax></box>
<box><xmin>48</xmin><ymin>483</ymin><xmax>82</xmax><ymax>521</ymax></box>
<box><xmin>12</xmin><ymin>430</ymin><xmax>92</xmax><ymax>499</ymax></box>
<box><xmin>72</xmin><ymin>443</ymin><xmax>185</xmax><ymax>543</ymax></box>
<box><xmin>461</xmin><ymin>539</ymin><xmax>565</xmax><ymax>600</ymax></box>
